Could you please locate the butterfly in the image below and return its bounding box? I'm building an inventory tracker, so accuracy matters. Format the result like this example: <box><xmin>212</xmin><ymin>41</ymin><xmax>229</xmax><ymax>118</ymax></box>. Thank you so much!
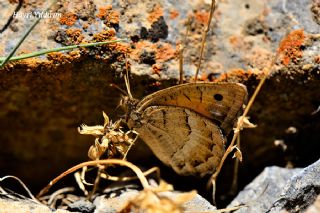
<box><xmin>123</xmin><ymin>82</ymin><xmax>247</xmax><ymax>177</ymax></box>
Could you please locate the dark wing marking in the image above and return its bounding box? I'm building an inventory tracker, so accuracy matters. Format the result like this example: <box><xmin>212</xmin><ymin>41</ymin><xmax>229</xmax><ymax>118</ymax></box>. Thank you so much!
<box><xmin>136</xmin><ymin>82</ymin><xmax>247</xmax><ymax>134</ymax></box>
<box><xmin>135</xmin><ymin>106</ymin><xmax>226</xmax><ymax>177</ymax></box>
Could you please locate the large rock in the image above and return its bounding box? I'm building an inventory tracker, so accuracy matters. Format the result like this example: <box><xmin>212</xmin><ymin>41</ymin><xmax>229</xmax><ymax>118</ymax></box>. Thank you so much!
<box><xmin>228</xmin><ymin>159</ymin><xmax>320</xmax><ymax>213</ymax></box>
<box><xmin>268</xmin><ymin>159</ymin><xmax>320</xmax><ymax>212</ymax></box>
<box><xmin>228</xmin><ymin>166</ymin><xmax>301</xmax><ymax>212</ymax></box>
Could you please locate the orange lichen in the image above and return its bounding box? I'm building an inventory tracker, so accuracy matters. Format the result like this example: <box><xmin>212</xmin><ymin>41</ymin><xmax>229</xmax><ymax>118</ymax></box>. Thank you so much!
<box><xmin>169</xmin><ymin>9</ymin><xmax>179</xmax><ymax>19</ymax></box>
<box><xmin>155</xmin><ymin>43</ymin><xmax>177</xmax><ymax>62</ymax></box>
<box><xmin>147</xmin><ymin>4</ymin><xmax>164</xmax><ymax>23</ymax></box>
<box><xmin>130</xmin><ymin>41</ymin><xmax>177</xmax><ymax>64</ymax></box>
<box><xmin>96</xmin><ymin>5</ymin><xmax>113</xmax><ymax>19</ymax></box>
<box><xmin>130</xmin><ymin>41</ymin><xmax>150</xmax><ymax>61</ymax></box>
<box><xmin>200</xmin><ymin>72</ymin><xmax>208</xmax><ymax>81</ymax></box>
<box><xmin>47</xmin><ymin>52</ymin><xmax>72</xmax><ymax>63</ymax></box>
<box><xmin>14</xmin><ymin>57</ymin><xmax>41</xmax><ymax>70</ymax></box>
<box><xmin>194</xmin><ymin>11</ymin><xmax>209</xmax><ymax>25</ymax></box>
<box><xmin>107</xmin><ymin>10</ymin><xmax>120</xmax><ymax>26</ymax></box>
<box><xmin>96</xmin><ymin>5</ymin><xmax>120</xmax><ymax>27</ymax></box>
<box><xmin>59</xmin><ymin>12</ymin><xmax>78</xmax><ymax>26</ymax></box>
<box><xmin>278</xmin><ymin>29</ymin><xmax>305</xmax><ymax>65</ymax></box>
<box><xmin>108</xmin><ymin>38</ymin><xmax>130</xmax><ymax>54</ymax></box>
<box><xmin>66</xmin><ymin>28</ymin><xmax>84</xmax><ymax>44</ymax></box>
<box><xmin>314</xmin><ymin>55</ymin><xmax>320</xmax><ymax>64</ymax></box>
<box><xmin>67</xmin><ymin>50</ymin><xmax>81</xmax><ymax>58</ymax></box>
<box><xmin>93</xmin><ymin>29</ymin><xmax>116</xmax><ymax>42</ymax></box>
<box><xmin>46</xmin><ymin>50</ymin><xmax>81</xmax><ymax>66</ymax></box>
<box><xmin>214</xmin><ymin>69</ymin><xmax>254</xmax><ymax>82</ymax></box>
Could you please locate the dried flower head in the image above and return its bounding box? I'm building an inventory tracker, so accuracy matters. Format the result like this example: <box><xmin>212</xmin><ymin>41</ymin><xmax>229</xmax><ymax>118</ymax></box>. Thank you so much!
<box><xmin>120</xmin><ymin>181</ymin><xmax>196</xmax><ymax>213</ymax></box>
<box><xmin>78</xmin><ymin>112</ymin><xmax>137</xmax><ymax>160</ymax></box>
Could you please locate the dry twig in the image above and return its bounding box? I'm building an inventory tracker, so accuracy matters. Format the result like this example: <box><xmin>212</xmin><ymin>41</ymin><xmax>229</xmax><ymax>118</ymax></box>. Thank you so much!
<box><xmin>194</xmin><ymin>0</ymin><xmax>216</xmax><ymax>81</ymax></box>
<box><xmin>179</xmin><ymin>17</ymin><xmax>191</xmax><ymax>84</ymax></box>
<box><xmin>0</xmin><ymin>175</ymin><xmax>40</xmax><ymax>204</ymax></box>
<box><xmin>208</xmin><ymin>51</ymin><xmax>280</xmax><ymax>201</ymax></box>
<box><xmin>36</xmin><ymin>159</ymin><xmax>150</xmax><ymax>199</ymax></box>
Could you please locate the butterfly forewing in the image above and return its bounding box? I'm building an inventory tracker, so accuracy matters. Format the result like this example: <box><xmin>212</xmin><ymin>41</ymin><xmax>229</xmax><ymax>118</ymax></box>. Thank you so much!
<box><xmin>136</xmin><ymin>83</ymin><xmax>247</xmax><ymax>134</ymax></box>
<box><xmin>135</xmin><ymin>106</ymin><xmax>226</xmax><ymax>176</ymax></box>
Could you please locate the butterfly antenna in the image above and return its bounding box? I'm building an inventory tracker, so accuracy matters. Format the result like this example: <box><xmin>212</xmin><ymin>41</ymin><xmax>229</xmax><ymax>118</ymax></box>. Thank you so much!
<box><xmin>194</xmin><ymin>0</ymin><xmax>217</xmax><ymax>82</ymax></box>
<box><xmin>110</xmin><ymin>83</ymin><xmax>128</xmax><ymax>96</ymax></box>
<box><xmin>124</xmin><ymin>70</ymin><xmax>133</xmax><ymax>99</ymax></box>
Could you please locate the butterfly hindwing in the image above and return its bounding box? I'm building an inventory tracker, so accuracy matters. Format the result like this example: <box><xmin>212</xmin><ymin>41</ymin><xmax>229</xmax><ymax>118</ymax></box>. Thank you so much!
<box><xmin>136</xmin><ymin>83</ymin><xmax>247</xmax><ymax>134</ymax></box>
<box><xmin>135</xmin><ymin>106</ymin><xmax>226</xmax><ymax>176</ymax></box>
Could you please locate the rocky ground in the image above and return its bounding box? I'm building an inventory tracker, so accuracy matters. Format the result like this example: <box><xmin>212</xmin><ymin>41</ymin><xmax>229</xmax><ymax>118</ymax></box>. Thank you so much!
<box><xmin>0</xmin><ymin>0</ymin><xmax>319</xmax><ymax>212</ymax></box>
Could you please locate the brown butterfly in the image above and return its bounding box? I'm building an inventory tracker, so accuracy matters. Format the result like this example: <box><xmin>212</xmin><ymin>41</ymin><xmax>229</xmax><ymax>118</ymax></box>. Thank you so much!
<box><xmin>123</xmin><ymin>82</ymin><xmax>247</xmax><ymax>177</ymax></box>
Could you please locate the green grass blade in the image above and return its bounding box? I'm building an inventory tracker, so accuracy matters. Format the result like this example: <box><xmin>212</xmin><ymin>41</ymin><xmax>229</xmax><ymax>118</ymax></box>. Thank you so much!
<box><xmin>0</xmin><ymin>1</ymin><xmax>56</xmax><ymax>68</ymax></box>
<box><xmin>0</xmin><ymin>39</ymin><xmax>126</xmax><ymax>63</ymax></box>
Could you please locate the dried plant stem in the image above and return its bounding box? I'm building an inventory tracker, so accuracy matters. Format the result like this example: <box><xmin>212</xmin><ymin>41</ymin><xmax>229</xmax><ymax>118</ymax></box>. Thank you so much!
<box><xmin>210</xmin><ymin>76</ymin><xmax>266</xmax><ymax>180</ymax></box>
<box><xmin>230</xmin><ymin>134</ymin><xmax>241</xmax><ymax>195</ymax></box>
<box><xmin>179</xmin><ymin>43</ymin><xmax>184</xmax><ymax>84</ymax></box>
<box><xmin>194</xmin><ymin>0</ymin><xmax>216</xmax><ymax>81</ymax></box>
<box><xmin>123</xmin><ymin>134</ymin><xmax>138</xmax><ymax>160</ymax></box>
<box><xmin>37</xmin><ymin>159</ymin><xmax>150</xmax><ymax>199</ymax></box>
<box><xmin>101</xmin><ymin>167</ymin><xmax>160</xmax><ymax>182</ymax></box>
<box><xmin>0</xmin><ymin>175</ymin><xmax>41</xmax><ymax>204</ymax></box>
<box><xmin>179</xmin><ymin>18</ymin><xmax>191</xmax><ymax>84</ymax></box>
<box><xmin>209</xmin><ymin>52</ymin><xmax>280</xmax><ymax>198</ymax></box>
<box><xmin>88</xmin><ymin>167</ymin><xmax>103</xmax><ymax>200</ymax></box>
<box><xmin>47</xmin><ymin>187</ymin><xmax>74</xmax><ymax>206</ymax></box>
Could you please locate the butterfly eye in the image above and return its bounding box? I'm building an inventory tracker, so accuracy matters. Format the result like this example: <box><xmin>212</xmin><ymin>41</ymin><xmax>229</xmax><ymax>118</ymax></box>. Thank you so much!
<box><xmin>213</xmin><ymin>94</ymin><xmax>223</xmax><ymax>101</ymax></box>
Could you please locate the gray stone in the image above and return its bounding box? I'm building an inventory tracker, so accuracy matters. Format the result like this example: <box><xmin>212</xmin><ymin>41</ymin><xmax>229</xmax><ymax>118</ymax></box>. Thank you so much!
<box><xmin>228</xmin><ymin>166</ymin><xmax>301</xmax><ymax>213</ymax></box>
<box><xmin>68</xmin><ymin>199</ymin><xmax>95</xmax><ymax>213</ymax></box>
<box><xmin>229</xmin><ymin>159</ymin><xmax>320</xmax><ymax>213</ymax></box>
<box><xmin>268</xmin><ymin>159</ymin><xmax>320</xmax><ymax>212</ymax></box>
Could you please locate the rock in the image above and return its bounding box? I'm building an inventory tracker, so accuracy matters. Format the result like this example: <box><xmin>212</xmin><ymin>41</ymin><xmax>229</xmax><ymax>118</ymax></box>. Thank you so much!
<box><xmin>228</xmin><ymin>166</ymin><xmax>301</xmax><ymax>213</ymax></box>
<box><xmin>304</xmin><ymin>195</ymin><xmax>320</xmax><ymax>213</ymax></box>
<box><xmin>0</xmin><ymin>196</ymin><xmax>70</xmax><ymax>213</ymax></box>
<box><xmin>181</xmin><ymin>192</ymin><xmax>216</xmax><ymax>212</ymax></box>
<box><xmin>94</xmin><ymin>188</ymin><xmax>216</xmax><ymax>212</ymax></box>
<box><xmin>68</xmin><ymin>199</ymin><xmax>95</xmax><ymax>213</ymax></box>
<box><xmin>228</xmin><ymin>159</ymin><xmax>320</xmax><ymax>213</ymax></box>
<box><xmin>268</xmin><ymin>159</ymin><xmax>320</xmax><ymax>212</ymax></box>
